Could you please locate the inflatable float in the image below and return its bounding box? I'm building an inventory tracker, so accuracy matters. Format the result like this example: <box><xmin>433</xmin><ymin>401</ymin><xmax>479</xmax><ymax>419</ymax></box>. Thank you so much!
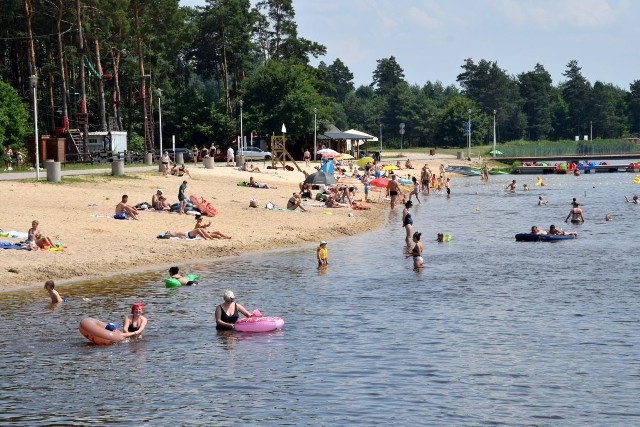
<box><xmin>632</xmin><ymin>175</ymin><xmax>640</xmax><ymax>185</ymax></box>
<box><xmin>164</xmin><ymin>274</ymin><xmax>200</xmax><ymax>288</ymax></box>
<box><xmin>234</xmin><ymin>316</ymin><xmax>284</xmax><ymax>332</ymax></box>
<box><xmin>189</xmin><ymin>195</ymin><xmax>218</xmax><ymax>217</ymax></box>
<box><xmin>79</xmin><ymin>317</ymin><xmax>125</xmax><ymax>345</ymax></box>
<box><xmin>515</xmin><ymin>233</ymin><xmax>577</xmax><ymax>242</ymax></box>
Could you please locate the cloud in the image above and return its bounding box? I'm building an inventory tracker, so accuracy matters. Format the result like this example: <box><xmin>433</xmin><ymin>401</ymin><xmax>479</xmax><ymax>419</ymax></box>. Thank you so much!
<box><xmin>407</xmin><ymin>7</ymin><xmax>443</xmax><ymax>29</ymax></box>
<box><xmin>495</xmin><ymin>0</ymin><xmax>617</xmax><ymax>29</ymax></box>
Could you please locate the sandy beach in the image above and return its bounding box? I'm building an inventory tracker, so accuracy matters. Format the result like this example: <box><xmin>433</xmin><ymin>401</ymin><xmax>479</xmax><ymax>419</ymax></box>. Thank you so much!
<box><xmin>0</xmin><ymin>154</ymin><xmax>470</xmax><ymax>292</ymax></box>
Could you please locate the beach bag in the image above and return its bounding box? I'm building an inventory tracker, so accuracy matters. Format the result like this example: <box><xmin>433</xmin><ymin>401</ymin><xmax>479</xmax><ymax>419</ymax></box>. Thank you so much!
<box><xmin>249</xmin><ymin>199</ymin><xmax>258</xmax><ymax>208</ymax></box>
<box><xmin>315</xmin><ymin>193</ymin><xmax>328</xmax><ymax>202</ymax></box>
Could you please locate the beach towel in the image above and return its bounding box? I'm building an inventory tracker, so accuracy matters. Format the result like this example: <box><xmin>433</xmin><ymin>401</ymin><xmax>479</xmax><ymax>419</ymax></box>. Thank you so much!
<box><xmin>0</xmin><ymin>231</ymin><xmax>29</xmax><ymax>239</ymax></box>
<box><xmin>0</xmin><ymin>241</ymin><xmax>27</xmax><ymax>250</ymax></box>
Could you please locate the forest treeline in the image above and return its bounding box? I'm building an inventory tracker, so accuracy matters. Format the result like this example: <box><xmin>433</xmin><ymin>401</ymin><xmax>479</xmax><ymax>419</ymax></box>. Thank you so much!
<box><xmin>2</xmin><ymin>0</ymin><xmax>640</xmax><ymax>153</ymax></box>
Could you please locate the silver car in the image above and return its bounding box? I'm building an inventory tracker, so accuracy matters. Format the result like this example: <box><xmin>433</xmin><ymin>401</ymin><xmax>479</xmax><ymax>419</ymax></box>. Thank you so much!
<box><xmin>238</xmin><ymin>146</ymin><xmax>272</xmax><ymax>160</ymax></box>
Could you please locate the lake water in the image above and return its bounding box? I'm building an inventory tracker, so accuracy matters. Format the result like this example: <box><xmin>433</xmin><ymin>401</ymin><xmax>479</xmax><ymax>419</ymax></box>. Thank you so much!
<box><xmin>1</xmin><ymin>173</ymin><xmax>639</xmax><ymax>426</ymax></box>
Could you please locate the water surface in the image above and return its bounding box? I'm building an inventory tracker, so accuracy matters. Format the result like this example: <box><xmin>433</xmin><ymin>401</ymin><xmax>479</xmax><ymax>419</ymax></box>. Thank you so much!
<box><xmin>1</xmin><ymin>173</ymin><xmax>639</xmax><ymax>426</ymax></box>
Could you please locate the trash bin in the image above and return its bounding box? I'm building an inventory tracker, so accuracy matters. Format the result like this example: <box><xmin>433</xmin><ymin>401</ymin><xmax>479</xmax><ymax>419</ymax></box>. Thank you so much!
<box><xmin>456</xmin><ymin>151</ymin><xmax>463</xmax><ymax>160</ymax></box>
<box><xmin>112</xmin><ymin>158</ymin><xmax>125</xmax><ymax>176</ymax></box>
<box><xmin>144</xmin><ymin>152</ymin><xmax>153</xmax><ymax>165</ymax></box>
<box><xmin>176</xmin><ymin>152</ymin><xmax>184</xmax><ymax>164</ymax></box>
<box><xmin>430</xmin><ymin>149</ymin><xmax>436</xmax><ymax>156</ymax></box>
<box><xmin>203</xmin><ymin>156</ymin><xmax>214</xmax><ymax>169</ymax></box>
<box><xmin>236</xmin><ymin>155</ymin><xmax>245</xmax><ymax>168</ymax></box>
<box><xmin>45</xmin><ymin>159</ymin><xmax>61</xmax><ymax>182</ymax></box>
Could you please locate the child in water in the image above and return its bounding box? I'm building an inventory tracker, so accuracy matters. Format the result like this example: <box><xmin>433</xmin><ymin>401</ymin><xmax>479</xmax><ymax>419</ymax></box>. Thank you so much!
<box><xmin>44</xmin><ymin>280</ymin><xmax>63</xmax><ymax>303</ymax></box>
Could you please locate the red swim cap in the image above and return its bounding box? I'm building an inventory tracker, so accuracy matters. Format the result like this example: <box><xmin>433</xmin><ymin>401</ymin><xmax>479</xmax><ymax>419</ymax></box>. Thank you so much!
<box><xmin>131</xmin><ymin>302</ymin><xmax>144</xmax><ymax>313</ymax></box>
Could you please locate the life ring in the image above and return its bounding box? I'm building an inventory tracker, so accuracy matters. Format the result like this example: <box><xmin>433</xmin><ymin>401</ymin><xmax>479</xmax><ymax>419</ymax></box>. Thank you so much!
<box><xmin>79</xmin><ymin>317</ymin><xmax>124</xmax><ymax>345</ymax></box>
<box><xmin>234</xmin><ymin>316</ymin><xmax>284</xmax><ymax>332</ymax></box>
<box><xmin>164</xmin><ymin>274</ymin><xmax>200</xmax><ymax>288</ymax></box>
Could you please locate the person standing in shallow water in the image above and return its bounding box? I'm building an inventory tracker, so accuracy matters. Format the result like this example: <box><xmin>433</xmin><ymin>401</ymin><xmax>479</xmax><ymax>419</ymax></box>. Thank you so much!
<box><xmin>317</xmin><ymin>241</ymin><xmax>328</xmax><ymax>266</ymax></box>
<box><xmin>565</xmin><ymin>202</ymin><xmax>584</xmax><ymax>224</ymax></box>
<box><xmin>405</xmin><ymin>232</ymin><xmax>424</xmax><ymax>269</ymax></box>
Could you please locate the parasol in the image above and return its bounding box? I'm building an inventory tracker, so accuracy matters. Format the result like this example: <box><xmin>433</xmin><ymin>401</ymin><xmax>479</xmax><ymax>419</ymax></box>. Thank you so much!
<box><xmin>336</xmin><ymin>153</ymin><xmax>354</xmax><ymax>160</ymax></box>
<box><xmin>357</xmin><ymin>156</ymin><xmax>375</xmax><ymax>167</ymax></box>
<box><xmin>304</xmin><ymin>170</ymin><xmax>337</xmax><ymax>186</ymax></box>
<box><xmin>382</xmin><ymin>164</ymin><xmax>398</xmax><ymax>171</ymax></box>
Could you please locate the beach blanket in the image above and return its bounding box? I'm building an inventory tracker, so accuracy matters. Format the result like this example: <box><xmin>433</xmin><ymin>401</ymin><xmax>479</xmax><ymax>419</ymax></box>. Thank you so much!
<box><xmin>0</xmin><ymin>231</ymin><xmax>29</xmax><ymax>239</ymax></box>
<box><xmin>0</xmin><ymin>242</ymin><xmax>26</xmax><ymax>250</ymax></box>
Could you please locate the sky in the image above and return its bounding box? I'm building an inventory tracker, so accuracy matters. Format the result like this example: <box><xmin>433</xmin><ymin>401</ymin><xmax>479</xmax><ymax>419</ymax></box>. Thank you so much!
<box><xmin>179</xmin><ymin>0</ymin><xmax>640</xmax><ymax>90</ymax></box>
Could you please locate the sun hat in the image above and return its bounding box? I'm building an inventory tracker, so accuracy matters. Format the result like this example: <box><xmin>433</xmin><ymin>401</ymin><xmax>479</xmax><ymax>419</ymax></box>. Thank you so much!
<box><xmin>320</xmin><ymin>241</ymin><xmax>327</xmax><ymax>245</ymax></box>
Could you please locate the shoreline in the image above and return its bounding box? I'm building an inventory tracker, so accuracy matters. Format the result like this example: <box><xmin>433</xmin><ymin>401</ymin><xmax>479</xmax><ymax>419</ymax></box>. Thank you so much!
<box><xmin>0</xmin><ymin>154</ymin><xmax>469</xmax><ymax>293</ymax></box>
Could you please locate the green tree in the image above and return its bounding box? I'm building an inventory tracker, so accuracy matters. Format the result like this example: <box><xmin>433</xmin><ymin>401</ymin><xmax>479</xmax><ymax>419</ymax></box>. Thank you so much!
<box><xmin>518</xmin><ymin>64</ymin><xmax>553</xmax><ymax>140</ymax></box>
<box><xmin>0</xmin><ymin>79</ymin><xmax>30</xmax><ymax>148</ymax></box>
<box><xmin>323</xmin><ymin>58</ymin><xmax>354</xmax><ymax>103</ymax></box>
<box><xmin>252</xmin><ymin>0</ymin><xmax>325</xmax><ymax>64</ymax></box>
<box><xmin>371</xmin><ymin>56</ymin><xmax>405</xmax><ymax>97</ymax></box>
<box><xmin>560</xmin><ymin>60</ymin><xmax>592</xmax><ymax>138</ymax></box>
<box><xmin>627</xmin><ymin>80</ymin><xmax>640</xmax><ymax>136</ymax></box>
<box><xmin>240</xmin><ymin>60</ymin><xmax>330</xmax><ymax>142</ymax></box>
<box><xmin>431</xmin><ymin>95</ymin><xmax>486</xmax><ymax>149</ymax></box>
<box><xmin>457</xmin><ymin>58</ymin><xmax>523</xmax><ymax>141</ymax></box>
<box><xmin>589</xmin><ymin>81</ymin><xmax>627</xmax><ymax>138</ymax></box>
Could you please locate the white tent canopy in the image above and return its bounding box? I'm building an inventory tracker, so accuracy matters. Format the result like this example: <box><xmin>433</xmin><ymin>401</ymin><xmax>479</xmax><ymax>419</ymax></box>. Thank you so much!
<box><xmin>345</xmin><ymin>129</ymin><xmax>378</xmax><ymax>149</ymax></box>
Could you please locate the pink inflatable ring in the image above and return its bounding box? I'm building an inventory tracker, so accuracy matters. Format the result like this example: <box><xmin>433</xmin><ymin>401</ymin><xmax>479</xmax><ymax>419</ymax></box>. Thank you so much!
<box><xmin>79</xmin><ymin>317</ymin><xmax>125</xmax><ymax>345</ymax></box>
<box><xmin>234</xmin><ymin>316</ymin><xmax>284</xmax><ymax>332</ymax></box>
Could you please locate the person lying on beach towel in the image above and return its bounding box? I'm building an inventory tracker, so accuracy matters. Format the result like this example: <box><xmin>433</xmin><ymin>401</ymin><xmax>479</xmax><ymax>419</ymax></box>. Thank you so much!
<box><xmin>249</xmin><ymin>176</ymin><xmax>276</xmax><ymax>189</ymax></box>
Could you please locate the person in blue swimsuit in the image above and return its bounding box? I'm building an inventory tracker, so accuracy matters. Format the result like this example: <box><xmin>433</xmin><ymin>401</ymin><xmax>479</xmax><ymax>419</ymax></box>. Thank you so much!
<box><xmin>215</xmin><ymin>290</ymin><xmax>252</xmax><ymax>330</ymax></box>
<box><xmin>402</xmin><ymin>200</ymin><xmax>414</xmax><ymax>247</ymax></box>
<box><xmin>122</xmin><ymin>302</ymin><xmax>147</xmax><ymax>338</ymax></box>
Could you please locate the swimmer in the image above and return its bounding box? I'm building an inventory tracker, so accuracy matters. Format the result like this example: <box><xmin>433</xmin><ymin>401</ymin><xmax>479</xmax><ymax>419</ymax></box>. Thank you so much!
<box><xmin>605</xmin><ymin>214</ymin><xmax>613</xmax><ymax>221</ymax></box>
<box><xmin>169</xmin><ymin>266</ymin><xmax>198</xmax><ymax>286</ymax></box>
<box><xmin>122</xmin><ymin>302</ymin><xmax>147</xmax><ymax>338</ymax></box>
<box><xmin>405</xmin><ymin>232</ymin><xmax>424</xmax><ymax>269</ymax></box>
<box><xmin>625</xmin><ymin>195</ymin><xmax>640</xmax><ymax>204</ymax></box>
<box><xmin>44</xmin><ymin>280</ymin><xmax>63</xmax><ymax>303</ymax></box>
<box><xmin>538</xmin><ymin>196</ymin><xmax>548</xmax><ymax>206</ymax></box>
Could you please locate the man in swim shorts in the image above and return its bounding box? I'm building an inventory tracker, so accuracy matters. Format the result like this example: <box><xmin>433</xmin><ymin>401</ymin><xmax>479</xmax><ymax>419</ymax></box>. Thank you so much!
<box><xmin>387</xmin><ymin>175</ymin><xmax>401</xmax><ymax>210</ymax></box>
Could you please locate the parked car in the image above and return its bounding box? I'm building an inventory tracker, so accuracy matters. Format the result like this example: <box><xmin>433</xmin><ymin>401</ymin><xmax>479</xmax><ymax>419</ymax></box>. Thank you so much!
<box><xmin>164</xmin><ymin>148</ymin><xmax>194</xmax><ymax>163</ymax></box>
<box><xmin>237</xmin><ymin>146</ymin><xmax>272</xmax><ymax>161</ymax></box>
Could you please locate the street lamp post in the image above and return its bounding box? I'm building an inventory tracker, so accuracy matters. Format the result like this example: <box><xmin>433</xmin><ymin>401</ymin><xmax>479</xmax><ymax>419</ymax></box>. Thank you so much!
<box><xmin>399</xmin><ymin>123</ymin><xmax>405</xmax><ymax>152</ymax></box>
<box><xmin>493</xmin><ymin>109</ymin><xmax>497</xmax><ymax>157</ymax></box>
<box><xmin>239</xmin><ymin>100</ymin><xmax>244</xmax><ymax>157</ymax></box>
<box><xmin>467</xmin><ymin>109</ymin><xmax>472</xmax><ymax>159</ymax></box>
<box><xmin>590</xmin><ymin>121</ymin><xmax>593</xmax><ymax>141</ymax></box>
<box><xmin>156</xmin><ymin>88</ymin><xmax>163</xmax><ymax>159</ymax></box>
<box><xmin>29</xmin><ymin>75</ymin><xmax>40</xmax><ymax>180</ymax></box>
<box><xmin>313</xmin><ymin>108</ymin><xmax>317</xmax><ymax>161</ymax></box>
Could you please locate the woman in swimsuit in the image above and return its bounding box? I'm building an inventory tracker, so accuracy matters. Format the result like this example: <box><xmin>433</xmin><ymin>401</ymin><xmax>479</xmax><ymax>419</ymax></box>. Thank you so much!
<box><xmin>408</xmin><ymin>176</ymin><xmax>421</xmax><ymax>204</ymax></box>
<box><xmin>406</xmin><ymin>231</ymin><xmax>424</xmax><ymax>269</ymax></box>
<box><xmin>564</xmin><ymin>202</ymin><xmax>584</xmax><ymax>224</ymax></box>
<box><xmin>402</xmin><ymin>200</ymin><xmax>414</xmax><ymax>247</ymax></box>
<box><xmin>28</xmin><ymin>220</ymin><xmax>55</xmax><ymax>249</ymax></box>
<box><xmin>122</xmin><ymin>302</ymin><xmax>147</xmax><ymax>338</ymax></box>
<box><xmin>161</xmin><ymin>151</ymin><xmax>171</xmax><ymax>176</ymax></box>
<box><xmin>215</xmin><ymin>290</ymin><xmax>252</xmax><ymax>330</ymax></box>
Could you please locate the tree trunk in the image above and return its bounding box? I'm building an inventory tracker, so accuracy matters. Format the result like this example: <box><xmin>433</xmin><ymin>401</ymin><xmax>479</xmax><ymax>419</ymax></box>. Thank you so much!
<box><xmin>94</xmin><ymin>40</ymin><xmax>107</xmax><ymax>131</ymax></box>
<box><xmin>111</xmin><ymin>48</ymin><xmax>123</xmax><ymax>131</ymax></box>
<box><xmin>56</xmin><ymin>0</ymin><xmax>69</xmax><ymax>132</ymax></box>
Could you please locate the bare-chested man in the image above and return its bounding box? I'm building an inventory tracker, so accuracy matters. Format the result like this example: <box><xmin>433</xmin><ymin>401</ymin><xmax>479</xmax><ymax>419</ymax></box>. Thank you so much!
<box><xmin>116</xmin><ymin>195</ymin><xmax>139</xmax><ymax>220</ymax></box>
<box><xmin>387</xmin><ymin>174</ymin><xmax>401</xmax><ymax>209</ymax></box>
